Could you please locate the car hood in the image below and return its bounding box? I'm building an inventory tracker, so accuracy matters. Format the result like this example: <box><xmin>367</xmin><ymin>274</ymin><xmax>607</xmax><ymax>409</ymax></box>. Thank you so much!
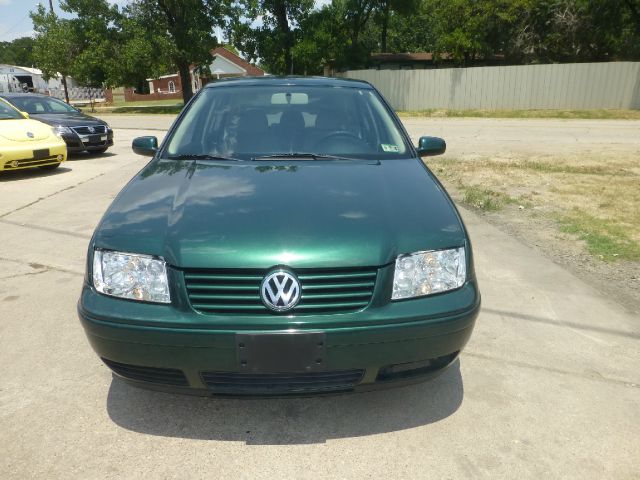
<box><xmin>0</xmin><ymin>118</ymin><xmax>55</xmax><ymax>142</ymax></box>
<box><xmin>94</xmin><ymin>158</ymin><xmax>466</xmax><ymax>269</ymax></box>
<box><xmin>27</xmin><ymin>112</ymin><xmax>108</xmax><ymax>127</ymax></box>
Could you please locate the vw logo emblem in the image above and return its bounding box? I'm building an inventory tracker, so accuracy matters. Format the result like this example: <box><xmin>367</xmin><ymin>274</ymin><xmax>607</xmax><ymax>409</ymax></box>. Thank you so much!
<box><xmin>88</xmin><ymin>126</ymin><xmax>95</xmax><ymax>133</ymax></box>
<box><xmin>261</xmin><ymin>270</ymin><xmax>301</xmax><ymax>312</ymax></box>
<box><xmin>26</xmin><ymin>132</ymin><xmax>34</xmax><ymax>138</ymax></box>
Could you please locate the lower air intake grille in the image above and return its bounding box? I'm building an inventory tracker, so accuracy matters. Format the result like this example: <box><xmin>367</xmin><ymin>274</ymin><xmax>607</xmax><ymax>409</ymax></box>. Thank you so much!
<box><xmin>3</xmin><ymin>157</ymin><xmax>60</xmax><ymax>169</ymax></box>
<box><xmin>102</xmin><ymin>358</ymin><xmax>189</xmax><ymax>387</ymax></box>
<box><xmin>201</xmin><ymin>369</ymin><xmax>365</xmax><ymax>395</ymax></box>
<box><xmin>184</xmin><ymin>267</ymin><xmax>378</xmax><ymax>315</ymax></box>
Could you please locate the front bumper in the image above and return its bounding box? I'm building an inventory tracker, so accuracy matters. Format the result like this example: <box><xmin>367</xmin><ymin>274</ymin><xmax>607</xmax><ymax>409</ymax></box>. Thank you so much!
<box><xmin>62</xmin><ymin>130</ymin><xmax>113</xmax><ymax>152</ymax></box>
<box><xmin>78</xmin><ymin>280</ymin><xmax>480</xmax><ymax>396</ymax></box>
<box><xmin>0</xmin><ymin>143</ymin><xmax>67</xmax><ymax>171</ymax></box>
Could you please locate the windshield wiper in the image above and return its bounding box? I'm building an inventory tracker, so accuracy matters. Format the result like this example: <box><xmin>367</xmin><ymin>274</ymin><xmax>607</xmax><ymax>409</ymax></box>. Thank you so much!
<box><xmin>167</xmin><ymin>154</ymin><xmax>242</xmax><ymax>162</ymax></box>
<box><xmin>252</xmin><ymin>152</ymin><xmax>358</xmax><ymax>161</ymax></box>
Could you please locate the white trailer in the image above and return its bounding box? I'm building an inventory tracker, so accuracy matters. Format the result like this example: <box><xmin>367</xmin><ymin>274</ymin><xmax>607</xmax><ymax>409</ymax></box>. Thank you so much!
<box><xmin>0</xmin><ymin>73</ymin><xmax>22</xmax><ymax>93</ymax></box>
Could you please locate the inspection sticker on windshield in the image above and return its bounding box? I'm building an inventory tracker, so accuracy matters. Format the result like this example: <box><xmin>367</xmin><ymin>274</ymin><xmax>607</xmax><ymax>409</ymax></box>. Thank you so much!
<box><xmin>381</xmin><ymin>144</ymin><xmax>399</xmax><ymax>152</ymax></box>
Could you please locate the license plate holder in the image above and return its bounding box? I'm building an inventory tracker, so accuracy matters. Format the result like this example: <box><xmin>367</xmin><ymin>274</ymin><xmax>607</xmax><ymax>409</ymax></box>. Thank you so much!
<box><xmin>33</xmin><ymin>149</ymin><xmax>49</xmax><ymax>160</ymax></box>
<box><xmin>236</xmin><ymin>332</ymin><xmax>327</xmax><ymax>373</ymax></box>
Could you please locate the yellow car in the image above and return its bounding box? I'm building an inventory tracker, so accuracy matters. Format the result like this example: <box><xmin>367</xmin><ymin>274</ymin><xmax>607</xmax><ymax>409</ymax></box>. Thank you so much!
<box><xmin>0</xmin><ymin>97</ymin><xmax>67</xmax><ymax>172</ymax></box>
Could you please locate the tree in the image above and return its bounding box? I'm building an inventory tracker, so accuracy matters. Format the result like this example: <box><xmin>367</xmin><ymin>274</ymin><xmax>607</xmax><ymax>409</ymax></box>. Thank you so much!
<box><xmin>30</xmin><ymin>5</ymin><xmax>80</xmax><ymax>102</ymax></box>
<box><xmin>342</xmin><ymin>0</ymin><xmax>378</xmax><ymax>55</ymax></box>
<box><xmin>115</xmin><ymin>2</ymin><xmax>178</xmax><ymax>92</ymax></box>
<box><xmin>418</xmin><ymin>0</ymin><xmax>516</xmax><ymax>64</ymax></box>
<box><xmin>237</xmin><ymin>0</ymin><xmax>314</xmax><ymax>75</ymax></box>
<box><xmin>376</xmin><ymin>0</ymin><xmax>422</xmax><ymax>53</ymax></box>
<box><xmin>137</xmin><ymin>0</ymin><xmax>214</xmax><ymax>102</ymax></box>
<box><xmin>0</xmin><ymin>37</ymin><xmax>36</xmax><ymax>67</ymax></box>
<box><xmin>58</xmin><ymin>0</ymin><xmax>123</xmax><ymax>87</ymax></box>
<box><xmin>384</xmin><ymin>2</ymin><xmax>436</xmax><ymax>53</ymax></box>
<box><xmin>510</xmin><ymin>0</ymin><xmax>640</xmax><ymax>63</ymax></box>
<box><xmin>31</xmin><ymin>0</ymin><xmax>241</xmax><ymax>103</ymax></box>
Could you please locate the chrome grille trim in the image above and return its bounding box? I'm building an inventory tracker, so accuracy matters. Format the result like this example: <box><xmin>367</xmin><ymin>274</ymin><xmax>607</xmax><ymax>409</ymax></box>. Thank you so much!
<box><xmin>183</xmin><ymin>267</ymin><xmax>378</xmax><ymax>315</ymax></box>
<box><xmin>71</xmin><ymin>125</ymin><xmax>107</xmax><ymax>135</ymax></box>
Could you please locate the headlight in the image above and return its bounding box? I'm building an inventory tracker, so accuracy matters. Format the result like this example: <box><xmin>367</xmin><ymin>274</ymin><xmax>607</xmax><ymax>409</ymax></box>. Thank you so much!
<box><xmin>392</xmin><ymin>247</ymin><xmax>466</xmax><ymax>300</ymax></box>
<box><xmin>53</xmin><ymin>125</ymin><xmax>72</xmax><ymax>137</ymax></box>
<box><xmin>92</xmin><ymin>249</ymin><xmax>171</xmax><ymax>303</ymax></box>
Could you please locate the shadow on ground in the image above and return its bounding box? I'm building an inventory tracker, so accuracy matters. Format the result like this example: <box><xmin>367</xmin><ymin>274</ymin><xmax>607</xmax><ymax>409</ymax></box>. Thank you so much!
<box><xmin>106</xmin><ymin>360</ymin><xmax>464</xmax><ymax>445</ymax></box>
<box><xmin>0</xmin><ymin>166</ymin><xmax>71</xmax><ymax>181</ymax></box>
<box><xmin>68</xmin><ymin>151</ymin><xmax>117</xmax><ymax>161</ymax></box>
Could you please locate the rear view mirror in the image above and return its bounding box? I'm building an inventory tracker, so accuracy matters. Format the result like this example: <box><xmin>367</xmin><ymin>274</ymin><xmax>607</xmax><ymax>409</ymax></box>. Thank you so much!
<box><xmin>417</xmin><ymin>136</ymin><xmax>446</xmax><ymax>157</ymax></box>
<box><xmin>271</xmin><ymin>92</ymin><xmax>308</xmax><ymax>104</ymax></box>
<box><xmin>132</xmin><ymin>136</ymin><xmax>158</xmax><ymax>157</ymax></box>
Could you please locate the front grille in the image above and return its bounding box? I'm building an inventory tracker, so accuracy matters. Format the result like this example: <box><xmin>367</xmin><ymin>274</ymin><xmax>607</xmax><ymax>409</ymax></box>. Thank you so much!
<box><xmin>201</xmin><ymin>369</ymin><xmax>365</xmax><ymax>395</ymax></box>
<box><xmin>72</xmin><ymin>125</ymin><xmax>107</xmax><ymax>135</ymax></box>
<box><xmin>184</xmin><ymin>267</ymin><xmax>377</xmax><ymax>315</ymax></box>
<box><xmin>3</xmin><ymin>157</ymin><xmax>60</xmax><ymax>169</ymax></box>
<box><xmin>102</xmin><ymin>358</ymin><xmax>189</xmax><ymax>386</ymax></box>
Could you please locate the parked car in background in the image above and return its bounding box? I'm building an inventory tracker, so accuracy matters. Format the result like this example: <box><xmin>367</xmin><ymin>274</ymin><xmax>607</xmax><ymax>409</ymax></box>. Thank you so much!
<box><xmin>0</xmin><ymin>97</ymin><xmax>67</xmax><ymax>172</ymax></box>
<box><xmin>78</xmin><ymin>76</ymin><xmax>480</xmax><ymax>396</ymax></box>
<box><xmin>0</xmin><ymin>93</ymin><xmax>113</xmax><ymax>154</ymax></box>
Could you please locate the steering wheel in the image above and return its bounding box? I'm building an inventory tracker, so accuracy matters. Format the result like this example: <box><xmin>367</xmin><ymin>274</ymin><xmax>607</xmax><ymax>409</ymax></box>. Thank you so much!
<box><xmin>314</xmin><ymin>131</ymin><xmax>363</xmax><ymax>150</ymax></box>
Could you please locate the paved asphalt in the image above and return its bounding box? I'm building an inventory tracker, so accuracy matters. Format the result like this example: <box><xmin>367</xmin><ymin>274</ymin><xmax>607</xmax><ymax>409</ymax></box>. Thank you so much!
<box><xmin>1</xmin><ymin>119</ymin><xmax>638</xmax><ymax>479</ymax></box>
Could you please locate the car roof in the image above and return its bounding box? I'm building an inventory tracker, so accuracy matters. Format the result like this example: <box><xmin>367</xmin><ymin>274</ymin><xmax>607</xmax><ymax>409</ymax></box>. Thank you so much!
<box><xmin>204</xmin><ymin>76</ymin><xmax>373</xmax><ymax>90</ymax></box>
<box><xmin>0</xmin><ymin>93</ymin><xmax>51</xmax><ymax>98</ymax></box>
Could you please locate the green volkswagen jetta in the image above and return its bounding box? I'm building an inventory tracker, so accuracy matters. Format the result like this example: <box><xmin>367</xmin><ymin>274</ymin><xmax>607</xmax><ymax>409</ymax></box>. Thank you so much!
<box><xmin>78</xmin><ymin>76</ymin><xmax>480</xmax><ymax>395</ymax></box>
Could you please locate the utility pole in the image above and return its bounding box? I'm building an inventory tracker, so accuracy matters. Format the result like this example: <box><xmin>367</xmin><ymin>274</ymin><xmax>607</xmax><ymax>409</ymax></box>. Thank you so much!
<box><xmin>48</xmin><ymin>0</ymin><xmax>70</xmax><ymax>103</ymax></box>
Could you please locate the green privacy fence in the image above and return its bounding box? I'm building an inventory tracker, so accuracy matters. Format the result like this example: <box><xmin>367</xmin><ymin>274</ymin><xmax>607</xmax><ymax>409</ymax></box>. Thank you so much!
<box><xmin>340</xmin><ymin>62</ymin><xmax>640</xmax><ymax>110</ymax></box>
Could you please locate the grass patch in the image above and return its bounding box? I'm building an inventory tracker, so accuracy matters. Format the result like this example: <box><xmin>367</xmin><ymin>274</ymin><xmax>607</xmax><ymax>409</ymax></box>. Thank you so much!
<box><xmin>91</xmin><ymin>99</ymin><xmax>184</xmax><ymax>114</ymax></box>
<box><xmin>518</xmin><ymin>161</ymin><xmax>616</xmax><ymax>175</ymax></box>
<box><xmin>427</xmin><ymin>153</ymin><xmax>640</xmax><ymax>262</ymax></box>
<box><xmin>398</xmin><ymin>109</ymin><xmax>640</xmax><ymax>120</ymax></box>
<box><xmin>558</xmin><ymin>210</ymin><xmax>640</xmax><ymax>261</ymax></box>
<box><xmin>112</xmin><ymin>99</ymin><xmax>184</xmax><ymax>107</ymax></box>
<box><xmin>461</xmin><ymin>185</ymin><xmax>515</xmax><ymax>211</ymax></box>
<box><xmin>109</xmin><ymin>104</ymin><xmax>183</xmax><ymax>114</ymax></box>
<box><xmin>458</xmin><ymin>158</ymin><xmax>631</xmax><ymax>176</ymax></box>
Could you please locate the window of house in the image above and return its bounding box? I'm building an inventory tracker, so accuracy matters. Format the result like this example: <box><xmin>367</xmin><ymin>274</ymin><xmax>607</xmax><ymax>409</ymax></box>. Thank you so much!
<box><xmin>168</xmin><ymin>81</ymin><xmax>176</xmax><ymax>93</ymax></box>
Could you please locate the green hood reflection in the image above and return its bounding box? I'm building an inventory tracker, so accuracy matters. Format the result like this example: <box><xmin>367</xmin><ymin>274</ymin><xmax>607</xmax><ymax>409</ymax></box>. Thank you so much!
<box><xmin>95</xmin><ymin>158</ymin><xmax>465</xmax><ymax>269</ymax></box>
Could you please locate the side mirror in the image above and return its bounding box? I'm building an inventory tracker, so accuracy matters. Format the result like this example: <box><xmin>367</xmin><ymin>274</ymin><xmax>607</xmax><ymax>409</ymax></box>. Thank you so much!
<box><xmin>417</xmin><ymin>136</ymin><xmax>446</xmax><ymax>157</ymax></box>
<box><xmin>20</xmin><ymin>111</ymin><xmax>29</xmax><ymax>119</ymax></box>
<box><xmin>132</xmin><ymin>136</ymin><xmax>158</xmax><ymax>157</ymax></box>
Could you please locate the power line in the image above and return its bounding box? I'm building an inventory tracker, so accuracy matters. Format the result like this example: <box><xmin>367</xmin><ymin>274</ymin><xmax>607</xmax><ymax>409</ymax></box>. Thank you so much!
<box><xmin>0</xmin><ymin>12</ymin><xmax>31</xmax><ymax>41</ymax></box>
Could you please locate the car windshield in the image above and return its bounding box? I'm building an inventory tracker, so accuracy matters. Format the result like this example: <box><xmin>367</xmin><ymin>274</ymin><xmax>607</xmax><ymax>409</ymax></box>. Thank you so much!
<box><xmin>164</xmin><ymin>85</ymin><xmax>410</xmax><ymax>160</ymax></box>
<box><xmin>0</xmin><ymin>99</ymin><xmax>23</xmax><ymax>120</ymax></box>
<box><xmin>6</xmin><ymin>96</ymin><xmax>77</xmax><ymax>114</ymax></box>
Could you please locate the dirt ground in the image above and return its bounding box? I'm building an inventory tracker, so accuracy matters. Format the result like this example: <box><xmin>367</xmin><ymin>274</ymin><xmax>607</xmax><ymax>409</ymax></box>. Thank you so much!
<box><xmin>399</xmin><ymin>117</ymin><xmax>640</xmax><ymax>315</ymax></box>
<box><xmin>437</xmin><ymin>173</ymin><xmax>640</xmax><ymax>315</ymax></box>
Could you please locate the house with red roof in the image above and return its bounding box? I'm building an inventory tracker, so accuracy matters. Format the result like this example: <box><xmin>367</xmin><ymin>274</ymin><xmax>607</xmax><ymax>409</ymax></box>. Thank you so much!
<box><xmin>147</xmin><ymin>46</ymin><xmax>266</xmax><ymax>97</ymax></box>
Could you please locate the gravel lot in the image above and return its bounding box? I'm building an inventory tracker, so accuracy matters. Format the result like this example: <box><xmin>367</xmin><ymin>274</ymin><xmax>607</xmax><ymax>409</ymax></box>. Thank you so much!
<box><xmin>1</xmin><ymin>118</ymin><xmax>638</xmax><ymax>479</ymax></box>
